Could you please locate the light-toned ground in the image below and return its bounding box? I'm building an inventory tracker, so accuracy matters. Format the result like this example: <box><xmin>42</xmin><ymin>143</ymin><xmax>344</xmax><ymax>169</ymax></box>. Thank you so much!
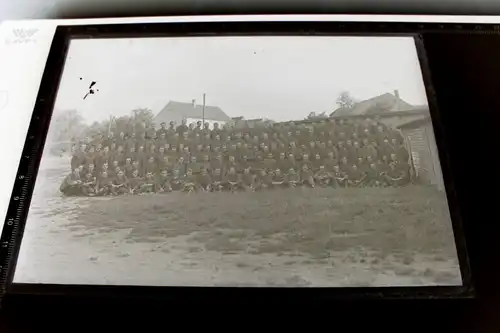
<box><xmin>14</xmin><ymin>155</ymin><xmax>462</xmax><ymax>287</ymax></box>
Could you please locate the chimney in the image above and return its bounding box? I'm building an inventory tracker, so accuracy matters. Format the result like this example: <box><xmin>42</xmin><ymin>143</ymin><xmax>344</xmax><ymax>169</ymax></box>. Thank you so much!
<box><xmin>393</xmin><ymin>90</ymin><xmax>400</xmax><ymax>111</ymax></box>
<box><xmin>192</xmin><ymin>99</ymin><xmax>196</xmax><ymax>108</ymax></box>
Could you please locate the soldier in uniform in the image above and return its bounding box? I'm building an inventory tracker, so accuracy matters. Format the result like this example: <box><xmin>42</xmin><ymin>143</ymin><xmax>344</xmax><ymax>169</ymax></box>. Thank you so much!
<box><xmin>156</xmin><ymin>122</ymin><xmax>168</xmax><ymax>138</ymax></box>
<box><xmin>81</xmin><ymin>172</ymin><xmax>97</xmax><ymax>196</ymax></box>
<box><xmin>347</xmin><ymin>164</ymin><xmax>366</xmax><ymax>188</ymax></box>
<box><xmin>301</xmin><ymin>164</ymin><xmax>315</xmax><ymax>188</ymax></box>
<box><xmin>60</xmin><ymin>169</ymin><xmax>83</xmax><ymax>196</ymax></box>
<box><xmin>144</xmin><ymin>156</ymin><xmax>157</xmax><ymax>176</ymax></box>
<box><xmin>112</xmin><ymin>170</ymin><xmax>129</xmax><ymax>195</ymax></box>
<box><xmin>286</xmin><ymin>168</ymin><xmax>301</xmax><ymax>188</ymax></box>
<box><xmin>156</xmin><ymin>169</ymin><xmax>172</xmax><ymax>193</ymax></box>
<box><xmin>312</xmin><ymin>153</ymin><xmax>323</xmax><ymax>173</ymax></box>
<box><xmin>139</xmin><ymin>172</ymin><xmax>156</xmax><ymax>194</ymax></box>
<box><xmin>314</xmin><ymin>165</ymin><xmax>331</xmax><ymax>187</ymax></box>
<box><xmin>255</xmin><ymin>169</ymin><xmax>272</xmax><ymax>191</ymax></box>
<box><xmin>128</xmin><ymin>169</ymin><xmax>144</xmax><ymax>194</ymax></box>
<box><xmin>331</xmin><ymin>165</ymin><xmax>347</xmax><ymax>188</ymax></box>
<box><xmin>96</xmin><ymin>171</ymin><xmax>113</xmax><ymax>196</ymax></box>
<box><xmin>182</xmin><ymin>168</ymin><xmax>199</xmax><ymax>193</ymax></box>
<box><xmin>225</xmin><ymin>167</ymin><xmax>241</xmax><ymax>192</ymax></box>
<box><xmin>383</xmin><ymin>162</ymin><xmax>408</xmax><ymax>187</ymax></box>
<box><xmin>123</xmin><ymin>158</ymin><xmax>134</xmax><ymax>178</ymax></box>
<box><xmin>364</xmin><ymin>163</ymin><xmax>382</xmax><ymax>187</ymax></box>
<box><xmin>240</xmin><ymin>166</ymin><xmax>255</xmax><ymax>191</ymax></box>
<box><xmin>271</xmin><ymin>168</ymin><xmax>286</xmax><ymax>188</ymax></box>
<box><xmin>176</xmin><ymin>118</ymin><xmax>189</xmax><ymax>135</ymax></box>
<box><xmin>210</xmin><ymin>168</ymin><xmax>224</xmax><ymax>192</ymax></box>
<box><xmin>197</xmin><ymin>168</ymin><xmax>212</xmax><ymax>192</ymax></box>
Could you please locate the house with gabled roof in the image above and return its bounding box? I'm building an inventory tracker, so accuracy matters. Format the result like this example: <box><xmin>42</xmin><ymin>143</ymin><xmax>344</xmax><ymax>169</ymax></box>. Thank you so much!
<box><xmin>154</xmin><ymin>100</ymin><xmax>231</xmax><ymax>129</ymax></box>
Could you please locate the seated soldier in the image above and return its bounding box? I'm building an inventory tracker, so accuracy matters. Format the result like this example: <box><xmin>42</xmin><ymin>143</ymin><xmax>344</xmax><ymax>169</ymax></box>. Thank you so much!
<box><xmin>324</xmin><ymin>152</ymin><xmax>339</xmax><ymax>173</ymax></box>
<box><xmin>169</xmin><ymin>169</ymin><xmax>184</xmax><ymax>191</ymax></box>
<box><xmin>109</xmin><ymin>160</ymin><xmax>120</xmax><ymax>178</ymax></box>
<box><xmin>365</xmin><ymin>163</ymin><xmax>382</xmax><ymax>187</ymax></box>
<box><xmin>347</xmin><ymin>164</ymin><xmax>366</xmax><ymax>188</ymax></box>
<box><xmin>128</xmin><ymin>169</ymin><xmax>144</xmax><ymax>194</ymax></box>
<box><xmin>240</xmin><ymin>166</ymin><xmax>256</xmax><ymax>191</ymax></box>
<box><xmin>96</xmin><ymin>171</ymin><xmax>113</xmax><ymax>196</ymax></box>
<box><xmin>286</xmin><ymin>168</ymin><xmax>301</xmax><ymax>188</ymax></box>
<box><xmin>263</xmin><ymin>153</ymin><xmax>277</xmax><ymax>173</ymax></box>
<box><xmin>331</xmin><ymin>165</ymin><xmax>347</xmax><ymax>188</ymax></box>
<box><xmin>188</xmin><ymin>155</ymin><xmax>202</xmax><ymax>175</ymax></box>
<box><xmin>383</xmin><ymin>162</ymin><xmax>409</xmax><ymax>187</ymax></box>
<box><xmin>139</xmin><ymin>172</ymin><xmax>156</xmax><ymax>194</ymax></box>
<box><xmin>300</xmin><ymin>164</ymin><xmax>315</xmax><ymax>188</ymax></box>
<box><xmin>60</xmin><ymin>169</ymin><xmax>83</xmax><ymax>196</ymax></box>
<box><xmin>225</xmin><ymin>166</ymin><xmax>241</xmax><ymax>192</ymax></box>
<box><xmin>198</xmin><ymin>168</ymin><xmax>213</xmax><ymax>192</ymax></box>
<box><xmin>300</xmin><ymin>153</ymin><xmax>313</xmax><ymax>171</ymax></box>
<box><xmin>271</xmin><ymin>168</ymin><xmax>286</xmax><ymax>188</ymax></box>
<box><xmin>112</xmin><ymin>170</ymin><xmax>129</xmax><ymax>195</ymax></box>
<box><xmin>255</xmin><ymin>169</ymin><xmax>272</xmax><ymax>191</ymax></box>
<box><xmin>81</xmin><ymin>172</ymin><xmax>97</xmax><ymax>196</ymax></box>
<box><xmin>156</xmin><ymin>169</ymin><xmax>172</xmax><ymax>193</ymax></box>
<box><xmin>210</xmin><ymin>168</ymin><xmax>224</xmax><ymax>192</ymax></box>
<box><xmin>199</xmin><ymin>154</ymin><xmax>211</xmax><ymax>174</ymax></box>
<box><xmin>314</xmin><ymin>165</ymin><xmax>331</xmax><ymax>187</ymax></box>
<box><xmin>182</xmin><ymin>168</ymin><xmax>199</xmax><ymax>193</ymax></box>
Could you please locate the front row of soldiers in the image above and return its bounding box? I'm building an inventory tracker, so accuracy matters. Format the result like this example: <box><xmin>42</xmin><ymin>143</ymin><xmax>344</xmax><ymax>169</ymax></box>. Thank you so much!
<box><xmin>60</xmin><ymin>160</ymin><xmax>409</xmax><ymax>197</ymax></box>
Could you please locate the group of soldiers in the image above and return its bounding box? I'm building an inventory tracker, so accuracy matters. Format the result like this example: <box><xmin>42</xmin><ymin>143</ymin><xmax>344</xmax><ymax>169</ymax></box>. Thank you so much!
<box><xmin>59</xmin><ymin>116</ymin><xmax>412</xmax><ymax>196</ymax></box>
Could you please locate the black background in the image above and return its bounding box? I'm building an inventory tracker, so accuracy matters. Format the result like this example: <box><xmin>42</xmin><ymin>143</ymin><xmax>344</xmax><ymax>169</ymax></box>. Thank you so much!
<box><xmin>1</xmin><ymin>29</ymin><xmax>500</xmax><ymax>331</ymax></box>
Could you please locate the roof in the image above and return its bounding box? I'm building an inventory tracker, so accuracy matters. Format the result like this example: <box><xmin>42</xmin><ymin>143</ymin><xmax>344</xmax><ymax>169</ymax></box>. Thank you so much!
<box><xmin>154</xmin><ymin>101</ymin><xmax>231</xmax><ymax>124</ymax></box>
<box><xmin>330</xmin><ymin>92</ymin><xmax>415</xmax><ymax>117</ymax></box>
<box><xmin>397</xmin><ymin>116</ymin><xmax>432</xmax><ymax>129</ymax></box>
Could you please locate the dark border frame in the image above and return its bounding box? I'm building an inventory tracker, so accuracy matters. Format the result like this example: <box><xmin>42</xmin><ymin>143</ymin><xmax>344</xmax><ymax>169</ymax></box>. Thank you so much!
<box><xmin>0</xmin><ymin>21</ymin><xmax>475</xmax><ymax>302</ymax></box>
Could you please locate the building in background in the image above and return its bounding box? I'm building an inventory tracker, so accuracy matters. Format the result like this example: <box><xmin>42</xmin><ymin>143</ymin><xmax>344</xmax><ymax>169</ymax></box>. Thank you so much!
<box><xmin>154</xmin><ymin>100</ymin><xmax>231</xmax><ymax>129</ymax></box>
<box><xmin>398</xmin><ymin>116</ymin><xmax>445</xmax><ymax>190</ymax></box>
<box><xmin>331</xmin><ymin>90</ymin><xmax>444</xmax><ymax>189</ymax></box>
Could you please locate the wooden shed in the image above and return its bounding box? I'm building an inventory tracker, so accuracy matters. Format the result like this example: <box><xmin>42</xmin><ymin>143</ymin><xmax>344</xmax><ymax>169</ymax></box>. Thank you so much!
<box><xmin>397</xmin><ymin>116</ymin><xmax>445</xmax><ymax>190</ymax></box>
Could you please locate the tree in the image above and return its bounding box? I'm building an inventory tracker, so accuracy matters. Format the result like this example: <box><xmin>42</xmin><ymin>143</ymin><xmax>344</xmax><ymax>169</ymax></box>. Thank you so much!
<box><xmin>131</xmin><ymin>108</ymin><xmax>155</xmax><ymax>126</ymax></box>
<box><xmin>49</xmin><ymin>110</ymin><xmax>88</xmax><ymax>142</ymax></box>
<box><xmin>336</xmin><ymin>91</ymin><xmax>356</xmax><ymax>109</ymax></box>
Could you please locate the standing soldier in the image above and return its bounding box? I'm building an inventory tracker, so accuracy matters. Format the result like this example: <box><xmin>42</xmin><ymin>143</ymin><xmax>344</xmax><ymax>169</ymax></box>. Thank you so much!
<box><xmin>176</xmin><ymin>118</ymin><xmax>189</xmax><ymax>135</ymax></box>
<box><xmin>167</xmin><ymin>121</ymin><xmax>176</xmax><ymax>139</ymax></box>
<box><xmin>156</xmin><ymin>122</ymin><xmax>168</xmax><ymax>138</ymax></box>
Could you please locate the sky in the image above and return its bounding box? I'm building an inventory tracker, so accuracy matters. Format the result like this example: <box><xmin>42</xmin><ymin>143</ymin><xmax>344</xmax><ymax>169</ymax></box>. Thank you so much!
<box><xmin>53</xmin><ymin>36</ymin><xmax>429</xmax><ymax>124</ymax></box>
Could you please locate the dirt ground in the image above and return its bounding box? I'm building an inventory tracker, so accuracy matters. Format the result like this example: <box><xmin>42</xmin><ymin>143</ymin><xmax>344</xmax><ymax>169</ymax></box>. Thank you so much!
<box><xmin>13</xmin><ymin>156</ymin><xmax>462</xmax><ymax>287</ymax></box>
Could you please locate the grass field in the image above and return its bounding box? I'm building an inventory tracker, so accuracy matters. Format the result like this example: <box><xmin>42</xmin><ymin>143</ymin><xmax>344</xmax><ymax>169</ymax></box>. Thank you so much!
<box><xmin>66</xmin><ymin>186</ymin><xmax>459</xmax><ymax>275</ymax></box>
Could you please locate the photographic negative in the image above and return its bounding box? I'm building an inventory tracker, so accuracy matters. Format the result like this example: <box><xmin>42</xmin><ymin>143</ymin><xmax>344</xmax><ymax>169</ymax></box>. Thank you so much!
<box><xmin>13</xmin><ymin>34</ymin><xmax>462</xmax><ymax>288</ymax></box>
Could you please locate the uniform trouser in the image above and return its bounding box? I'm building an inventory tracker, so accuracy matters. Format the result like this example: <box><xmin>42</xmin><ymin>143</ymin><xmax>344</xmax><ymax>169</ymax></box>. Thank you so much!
<box><xmin>211</xmin><ymin>182</ymin><xmax>223</xmax><ymax>191</ymax></box>
<box><xmin>331</xmin><ymin>178</ymin><xmax>346</xmax><ymax>188</ymax></box>
<box><xmin>315</xmin><ymin>178</ymin><xmax>330</xmax><ymax>187</ymax></box>
<box><xmin>81</xmin><ymin>185</ymin><xmax>95</xmax><ymax>196</ymax></box>
<box><xmin>302</xmin><ymin>177</ymin><xmax>315</xmax><ymax>187</ymax></box>
<box><xmin>62</xmin><ymin>185</ymin><xmax>83</xmax><ymax>196</ymax></box>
